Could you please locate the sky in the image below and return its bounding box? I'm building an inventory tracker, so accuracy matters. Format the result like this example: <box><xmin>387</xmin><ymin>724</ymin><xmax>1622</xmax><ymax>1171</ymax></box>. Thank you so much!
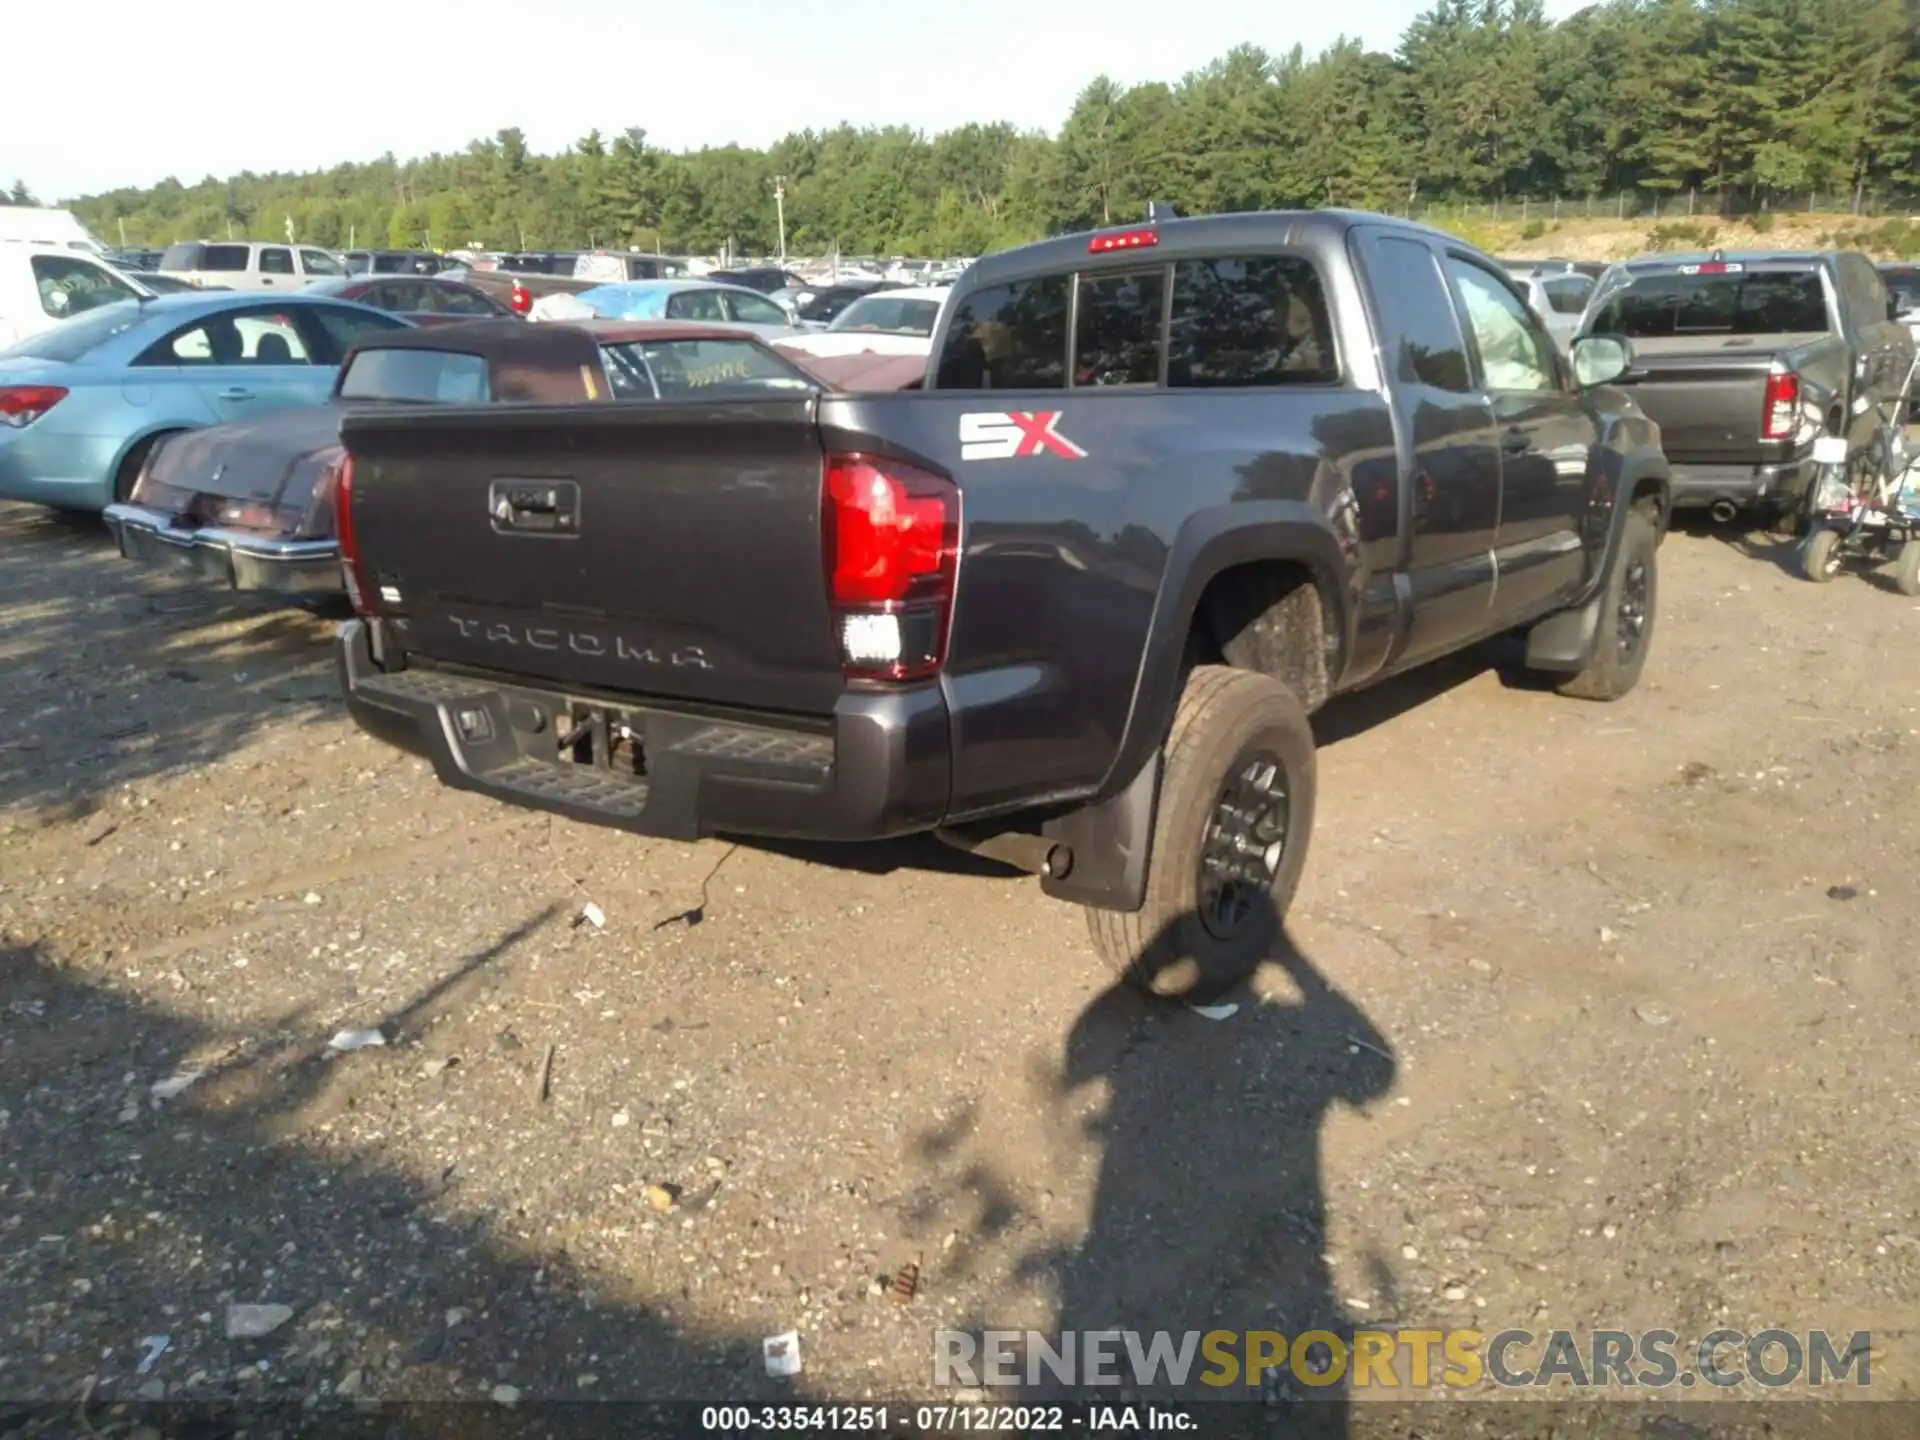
<box><xmin>2</xmin><ymin>0</ymin><xmax>1589</xmax><ymax>204</ymax></box>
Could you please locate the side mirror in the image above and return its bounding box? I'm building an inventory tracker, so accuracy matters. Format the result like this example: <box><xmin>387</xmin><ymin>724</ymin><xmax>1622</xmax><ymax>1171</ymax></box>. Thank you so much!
<box><xmin>1571</xmin><ymin>334</ymin><xmax>1632</xmax><ymax>388</ymax></box>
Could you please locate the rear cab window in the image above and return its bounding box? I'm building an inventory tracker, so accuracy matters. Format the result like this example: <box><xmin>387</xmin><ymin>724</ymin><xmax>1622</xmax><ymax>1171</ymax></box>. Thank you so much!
<box><xmin>339</xmin><ymin>348</ymin><xmax>491</xmax><ymax>403</ymax></box>
<box><xmin>933</xmin><ymin>251</ymin><xmax>1338</xmax><ymax>390</ymax></box>
<box><xmin>1589</xmin><ymin>266</ymin><xmax>1832</xmax><ymax>338</ymax></box>
<box><xmin>598</xmin><ymin>338</ymin><xmax>815</xmax><ymax>400</ymax></box>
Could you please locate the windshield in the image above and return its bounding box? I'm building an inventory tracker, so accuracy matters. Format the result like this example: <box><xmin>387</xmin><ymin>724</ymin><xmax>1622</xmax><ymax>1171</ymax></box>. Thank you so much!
<box><xmin>0</xmin><ymin>300</ymin><xmax>145</xmax><ymax>362</ymax></box>
<box><xmin>598</xmin><ymin>338</ymin><xmax>815</xmax><ymax>400</ymax></box>
<box><xmin>1589</xmin><ymin>270</ymin><xmax>1830</xmax><ymax>338</ymax></box>
<box><xmin>338</xmin><ymin>348</ymin><xmax>490</xmax><ymax>403</ymax></box>
<box><xmin>827</xmin><ymin>295</ymin><xmax>943</xmax><ymax>336</ymax></box>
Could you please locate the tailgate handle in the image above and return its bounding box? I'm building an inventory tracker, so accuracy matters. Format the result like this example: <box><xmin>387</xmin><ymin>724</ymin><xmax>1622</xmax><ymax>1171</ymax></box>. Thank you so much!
<box><xmin>489</xmin><ymin>480</ymin><xmax>579</xmax><ymax>535</ymax></box>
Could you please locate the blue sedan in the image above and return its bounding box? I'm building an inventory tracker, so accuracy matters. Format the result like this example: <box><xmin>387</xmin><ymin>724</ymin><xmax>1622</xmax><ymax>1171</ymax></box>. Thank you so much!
<box><xmin>0</xmin><ymin>291</ymin><xmax>413</xmax><ymax>512</ymax></box>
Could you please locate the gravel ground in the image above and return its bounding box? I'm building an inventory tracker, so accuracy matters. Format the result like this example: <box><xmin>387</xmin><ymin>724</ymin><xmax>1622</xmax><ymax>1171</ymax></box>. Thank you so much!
<box><xmin>3</xmin><ymin>501</ymin><xmax>1919</xmax><ymax>1436</ymax></box>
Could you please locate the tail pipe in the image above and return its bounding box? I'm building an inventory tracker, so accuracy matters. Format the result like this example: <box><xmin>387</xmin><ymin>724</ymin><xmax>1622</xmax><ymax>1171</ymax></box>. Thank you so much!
<box><xmin>1709</xmin><ymin>499</ymin><xmax>1739</xmax><ymax>524</ymax></box>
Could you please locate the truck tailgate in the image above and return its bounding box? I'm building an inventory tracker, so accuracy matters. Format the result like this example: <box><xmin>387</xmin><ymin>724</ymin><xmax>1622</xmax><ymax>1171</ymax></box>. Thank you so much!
<box><xmin>338</xmin><ymin>399</ymin><xmax>847</xmax><ymax>715</ymax></box>
<box><xmin>1612</xmin><ymin>335</ymin><xmax>1819</xmax><ymax>463</ymax></box>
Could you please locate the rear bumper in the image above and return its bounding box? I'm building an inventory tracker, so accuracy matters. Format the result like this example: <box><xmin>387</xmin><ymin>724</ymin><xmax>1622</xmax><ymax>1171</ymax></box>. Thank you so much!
<box><xmin>1668</xmin><ymin>455</ymin><xmax>1816</xmax><ymax>510</ymax></box>
<box><xmin>104</xmin><ymin>503</ymin><xmax>342</xmax><ymax>595</ymax></box>
<box><xmin>336</xmin><ymin>618</ymin><xmax>951</xmax><ymax>842</ymax></box>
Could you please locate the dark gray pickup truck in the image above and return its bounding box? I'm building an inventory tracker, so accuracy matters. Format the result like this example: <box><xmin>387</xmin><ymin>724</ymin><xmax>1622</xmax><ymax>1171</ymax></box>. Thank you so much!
<box><xmin>331</xmin><ymin>210</ymin><xmax>1671</xmax><ymax>999</ymax></box>
<box><xmin>1577</xmin><ymin>251</ymin><xmax>1915</xmax><ymax>521</ymax></box>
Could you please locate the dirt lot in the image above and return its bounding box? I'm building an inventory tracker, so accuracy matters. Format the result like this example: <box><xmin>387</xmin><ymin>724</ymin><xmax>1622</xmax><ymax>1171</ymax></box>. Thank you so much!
<box><xmin>3</xmin><ymin>501</ymin><xmax>1919</xmax><ymax>1434</ymax></box>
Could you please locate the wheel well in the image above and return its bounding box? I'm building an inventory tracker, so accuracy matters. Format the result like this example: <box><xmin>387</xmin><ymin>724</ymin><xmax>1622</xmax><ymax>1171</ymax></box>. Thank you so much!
<box><xmin>113</xmin><ymin>429</ymin><xmax>182</xmax><ymax>502</ymax></box>
<box><xmin>1191</xmin><ymin>560</ymin><xmax>1334</xmax><ymax>712</ymax></box>
<box><xmin>1630</xmin><ymin>477</ymin><xmax>1666</xmax><ymax>527</ymax></box>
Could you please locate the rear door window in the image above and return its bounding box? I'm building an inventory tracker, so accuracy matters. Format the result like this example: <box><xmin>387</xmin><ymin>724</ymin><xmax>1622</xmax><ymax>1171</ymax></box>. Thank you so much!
<box><xmin>1073</xmin><ymin>269</ymin><xmax>1165</xmax><ymax>387</ymax></box>
<box><xmin>1166</xmin><ymin>255</ymin><xmax>1337</xmax><ymax>387</ymax></box>
<box><xmin>1589</xmin><ymin>269</ymin><xmax>1829</xmax><ymax>337</ymax></box>
<box><xmin>201</xmin><ymin>244</ymin><xmax>251</xmax><ymax>273</ymax></box>
<box><xmin>934</xmin><ymin>274</ymin><xmax>1069</xmax><ymax>389</ymax></box>
<box><xmin>666</xmin><ymin>289</ymin><xmax>728</xmax><ymax>322</ymax></box>
<box><xmin>1362</xmin><ymin>235</ymin><xmax>1473</xmax><ymax>393</ymax></box>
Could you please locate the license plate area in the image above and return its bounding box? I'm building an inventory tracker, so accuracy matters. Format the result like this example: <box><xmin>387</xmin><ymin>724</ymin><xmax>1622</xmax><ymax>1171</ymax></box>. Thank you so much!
<box><xmin>552</xmin><ymin>701</ymin><xmax>647</xmax><ymax>779</ymax></box>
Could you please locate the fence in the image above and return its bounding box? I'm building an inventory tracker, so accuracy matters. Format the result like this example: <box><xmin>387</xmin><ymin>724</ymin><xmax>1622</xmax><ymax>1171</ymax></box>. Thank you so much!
<box><xmin>1411</xmin><ymin>191</ymin><xmax>1920</xmax><ymax>225</ymax></box>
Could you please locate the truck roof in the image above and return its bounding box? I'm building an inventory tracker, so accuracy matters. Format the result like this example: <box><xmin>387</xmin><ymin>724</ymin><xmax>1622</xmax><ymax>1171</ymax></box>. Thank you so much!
<box><xmin>964</xmin><ymin>209</ymin><xmax>1459</xmax><ymax>289</ymax></box>
<box><xmin>1615</xmin><ymin>250</ymin><xmax>1839</xmax><ymax>271</ymax></box>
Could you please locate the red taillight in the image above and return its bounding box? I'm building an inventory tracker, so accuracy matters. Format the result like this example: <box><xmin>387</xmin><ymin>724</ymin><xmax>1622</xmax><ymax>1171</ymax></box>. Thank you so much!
<box><xmin>821</xmin><ymin>453</ymin><xmax>959</xmax><ymax>682</ymax></box>
<box><xmin>1089</xmin><ymin>228</ymin><xmax>1158</xmax><ymax>254</ymax></box>
<box><xmin>509</xmin><ymin>281</ymin><xmax>532</xmax><ymax>316</ymax></box>
<box><xmin>1761</xmin><ymin>370</ymin><xmax>1800</xmax><ymax>441</ymax></box>
<box><xmin>0</xmin><ymin>385</ymin><xmax>68</xmax><ymax>428</ymax></box>
<box><xmin>1697</xmin><ymin>262</ymin><xmax>1729</xmax><ymax>274</ymax></box>
<box><xmin>333</xmin><ymin>455</ymin><xmax>379</xmax><ymax>616</ymax></box>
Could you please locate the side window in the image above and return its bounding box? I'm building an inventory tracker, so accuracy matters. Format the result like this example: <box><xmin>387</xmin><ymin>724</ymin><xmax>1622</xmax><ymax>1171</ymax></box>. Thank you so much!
<box><xmin>135</xmin><ymin>307</ymin><xmax>312</xmax><ymax>366</ymax></box>
<box><xmin>380</xmin><ymin>282</ymin><xmax>427</xmax><ymax>313</ymax></box>
<box><xmin>933</xmin><ymin>275</ymin><xmax>1070</xmax><ymax>389</ymax></box>
<box><xmin>299</xmin><ymin>248</ymin><xmax>346</xmax><ymax>277</ymax></box>
<box><xmin>1542</xmin><ymin>275</ymin><xmax>1594</xmax><ymax>316</ymax></box>
<box><xmin>1167</xmin><ymin>255</ymin><xmax>1338</xmax><ymax>387</ymax></box>
<box><xmin>159</xmin><ymin>243</ymin><xmax>201</xmax><ymax>272</ymax></box>
<box><xmin>434</xmin><ymin>285</ymin><xmax>496</xmax><ymax>316</ymax></box>
<box><xmin>31</xmin><ymin>256</ymin><xmax>139</xmax><ymax>319</ymax></box>
<box><xmin>299</xmin><ymin>303</ymin><xmax>411</xmax><ymax>362</ymax></box>
<box><xmin>259</xmin><ymin>248</ymin><xmax>294</xmax><ymax>276</ymax></box>
<box><xmin>1445</xmin><ymin>257</ymin><xmax>1557</xmax><ymax>393</ymax></box>
<box><xmin>235</xmin><ymin>312</ymin><xmax>312</xmax><ymax>363</ymax></box>
<box><xmin>726</xmin><ymin>292</ymin><xmax>788</xmax><ymax>326</ymax></box>
<box><xmin>667</xmin><ymin>289</ymin><xmax>727</xmax><ymax>322</ymax></box>
<box><xmin>1073</xmin><ymin>269</ymin><xmax>1165</xmax><ymax>387</ymax></box>
<box><xmin>201</xmin><ymin>244</ymin><xmax>251</xmax><ymax>273</ymax></box>
<box><xmin>1364</xmin><ymin>236</ymin><xmax>1472</xmax><ymax>393</ymax></box>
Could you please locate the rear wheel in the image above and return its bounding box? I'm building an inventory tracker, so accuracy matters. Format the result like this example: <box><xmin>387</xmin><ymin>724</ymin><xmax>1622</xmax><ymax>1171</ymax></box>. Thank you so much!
<box><xmin>1557</xmin><ymin>507</ymin><xmax>1658</xmax><ymax>701</ymax></box>
<box><xmin>1086</xmin><ymin>665</ymin><xmax>1316</xmax><ymax>1002</ymax></box>
<box><xmin>1895</xmin><ymin>538</ymin><xmax>1920</xmax><ymax>597</ymax></box>
<box><xmin>1802</xmin><ymin>526</ymin><xmax>1843</xmax><ymax>584</ymax></box>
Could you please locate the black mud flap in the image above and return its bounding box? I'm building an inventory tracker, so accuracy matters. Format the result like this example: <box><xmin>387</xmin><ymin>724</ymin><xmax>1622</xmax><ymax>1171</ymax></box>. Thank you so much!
<box><xmin>1039</xmin><ymin>751</ymin><xmax>1162</xmax><ymax>912</ymax></box>
<box><xmin>1523</xmin><ymin>590</ymin><xmax>1603</xmax><ymax>674</ymax></box>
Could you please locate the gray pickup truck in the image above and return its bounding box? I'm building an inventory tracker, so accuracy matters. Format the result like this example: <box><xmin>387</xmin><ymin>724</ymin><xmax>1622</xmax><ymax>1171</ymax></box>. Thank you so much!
<box><xmin>331</xmin><ymin>209</ymin><xmax>1671</xmax><ymax>1000</ymax></box>
<box><xmin>1577</xmin><ymin>250</ymin><xmax>1915</xmax><ymax>522</ymax></box>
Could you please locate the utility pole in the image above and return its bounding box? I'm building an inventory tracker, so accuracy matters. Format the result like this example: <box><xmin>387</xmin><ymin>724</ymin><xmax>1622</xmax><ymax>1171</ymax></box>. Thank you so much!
<box><xmin>772</xmin><ymin>175</ymin><xmax>788</xmax><ymax>263</ymax></box>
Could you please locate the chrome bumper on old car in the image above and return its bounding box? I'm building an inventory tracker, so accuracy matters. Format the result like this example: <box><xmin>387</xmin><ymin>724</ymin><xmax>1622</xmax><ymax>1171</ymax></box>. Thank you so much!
<box><xmin>103</xmin><ymin>504</ymin><xmax>342</xmax><ymax>595</ymax></box>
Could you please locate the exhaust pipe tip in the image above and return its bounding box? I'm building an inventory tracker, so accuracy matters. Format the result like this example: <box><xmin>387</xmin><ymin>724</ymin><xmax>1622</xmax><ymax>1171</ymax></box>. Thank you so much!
<box><xmin>1709</xmin><ymin>499</ymin><xmax>1739</xmax><ymax>524</ymax></box>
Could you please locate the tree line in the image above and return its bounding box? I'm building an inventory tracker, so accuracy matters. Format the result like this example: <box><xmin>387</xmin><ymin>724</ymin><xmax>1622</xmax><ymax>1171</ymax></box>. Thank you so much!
<box><xmin>35</xmin><ymin>0</ymin><xmax>1920</xmax><ymax>259</ymax></box>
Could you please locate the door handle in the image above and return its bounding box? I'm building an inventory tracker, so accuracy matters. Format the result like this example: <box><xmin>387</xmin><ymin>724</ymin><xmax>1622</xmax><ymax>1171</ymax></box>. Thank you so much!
<box><xmin>218</xmin><ymin>387</ymin><xmax>254</xmax><ymax>401</ymax></box>
<box><xmin>1501</xmin><ymin>429</ymin><xmax>1532</xmax><ymax>455</ymax></box>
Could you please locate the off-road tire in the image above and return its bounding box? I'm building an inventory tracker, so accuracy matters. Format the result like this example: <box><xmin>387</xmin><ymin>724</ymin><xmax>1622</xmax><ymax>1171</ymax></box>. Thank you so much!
<box><xmin>1802</xmin><ymin>526</ymin><xmax>1843</xmax><ymax>584</ymax></box>
<box><xmin>1558</xmin><ymin>507</ymin><xmax>1659</xmax><ymax>701</ymax></box>
<box><xmin>1087</xmin><ymin>665</ymin><xmax>1316</xmax><ymax>1002</ymax></box>
<box><xmin>1895</xmin><ymin>539</ymin><xmax>1920</xmax><ymax>597</ymax></box>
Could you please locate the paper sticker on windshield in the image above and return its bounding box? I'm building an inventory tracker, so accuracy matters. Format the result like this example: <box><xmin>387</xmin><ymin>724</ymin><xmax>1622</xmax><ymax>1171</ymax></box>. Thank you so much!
<box><xmin>959</xmin><ymin>410</ymin><xmax>1087</xmax><ymax>461</ymax></box>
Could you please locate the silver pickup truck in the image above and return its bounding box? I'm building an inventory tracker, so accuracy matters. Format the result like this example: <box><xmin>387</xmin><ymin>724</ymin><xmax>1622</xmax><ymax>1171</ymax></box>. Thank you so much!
<box><xmin>1577</xmin><ymin>250</ymin><xmax>1915</xmax><ymax>522</ymax></box>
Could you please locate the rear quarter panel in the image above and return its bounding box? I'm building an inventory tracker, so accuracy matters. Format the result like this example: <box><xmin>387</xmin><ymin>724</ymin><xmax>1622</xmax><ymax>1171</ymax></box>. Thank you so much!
<box><xmin>821</xmin><ymin>387</ymin><xmax>1393</xmax><ymax>818</ymax></box>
